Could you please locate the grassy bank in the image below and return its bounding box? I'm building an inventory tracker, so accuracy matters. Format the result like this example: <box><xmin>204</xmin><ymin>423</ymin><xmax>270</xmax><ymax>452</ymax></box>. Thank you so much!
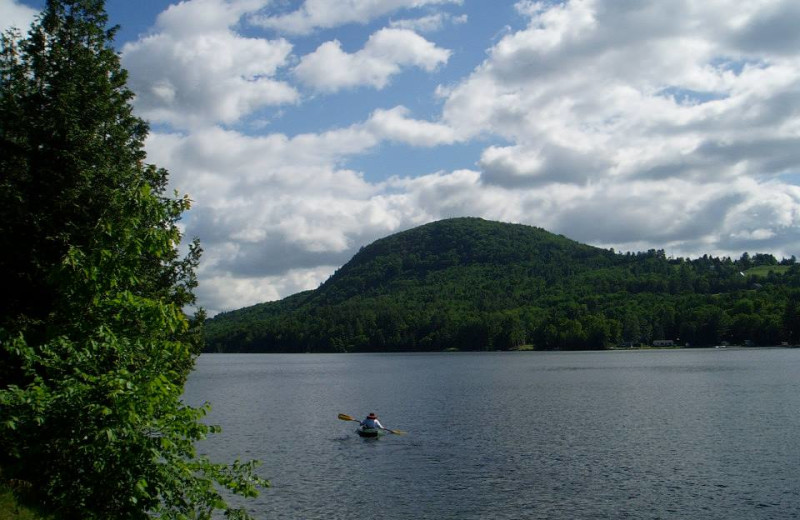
<box><xmin>0</xmin><ymin>486</ymin><xmax>48</xmax><ymax>520</ymax></box>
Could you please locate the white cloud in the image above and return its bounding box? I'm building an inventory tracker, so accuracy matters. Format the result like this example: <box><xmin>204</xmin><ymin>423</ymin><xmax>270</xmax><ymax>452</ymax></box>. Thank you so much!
<box><xmin>441</xmin><ymin>0</ymin><xmax>800</xmax><ymax>189</ymax></box>
<box><xmin>478</xmin><ymin>144</ymin><xmax>610</xmax><ymax>187</ymax></box>
<box><xmin>129</xmin><ymin>0</ymin><xmax>800</xmax><ymax>314</ymax></box>
<box><xmin>418</xmin><ymin>0</ymin><xmax>800</xmax><ymax>256</ymax></box>
<box><xmin>294</xmin><ymin>28</ymin><xmax>451</xmax><ymax>92</ymax></box>
<box><xmin>250</xmin><ymin>0</ymin><xmax>462</xmax><ymax>35</ymax></box>
<box><xmin>196</xmin><ymin>267</ymin><xmax>336</xmax><ymax>315</ymax></box>
<box><xmin>147</xmin><ymin>124</ymin><xmax>380</xmax><ymax>202</ymax></box>
<box><xmin>122</xmin><ymin>0</ymin><xmax>297</xmax><ymax>128</ymax></box>
<box><xmin>156</xmin><ymin>117</ymin><xmax>800</xmax><ymax>314</ymax></box>
<box><xmin>389</xmin><ymin>12</ymin><xmax>467</xmax><ymax>33</ymax></box>
<box><xmin>0</xmin><ymin>0</ymin><xmax>37</xmax><ymax>33</ymax></box>
<box><xmin>367</xmin><ymin>106</ymin><xmax>458</xmax><ymax>146</ymax></box>
<box><xmin>392</xmin><ymin>169</ymin><xmax>800</xmax><ymax>259</ymax></box>
<box><xmin>145</xmin><ymin>120</ymin><xmax>428</xmax><ymax>314</ymax></box>
<box><xmin>155</xmin><ymin>0</ymin><xmax>265</xmax><ymax>36</ymax></box>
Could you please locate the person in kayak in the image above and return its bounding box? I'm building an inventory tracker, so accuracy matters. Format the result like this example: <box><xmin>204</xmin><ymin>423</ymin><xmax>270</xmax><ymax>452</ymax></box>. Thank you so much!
<box><xmin>360</xmin><ymin>412</ymin><xmax>384</xmax><ymax>430</ymax></box>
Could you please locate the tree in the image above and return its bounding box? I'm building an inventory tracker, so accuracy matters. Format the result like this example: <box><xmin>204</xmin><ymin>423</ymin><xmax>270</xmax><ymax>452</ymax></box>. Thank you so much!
<box><xmin>738</xmin><ymin>252</ymin><xmax>752</xmax><ymax>270</ymax></box>
<box><xmin>0</xmin><ymin>1</ymin><xmax>266</xmax><ymax>518</ymax></box>
<box><xmin>783</xmin><ymin>294</ymin><xmax>800</xmax><ymax>345</ymax></box>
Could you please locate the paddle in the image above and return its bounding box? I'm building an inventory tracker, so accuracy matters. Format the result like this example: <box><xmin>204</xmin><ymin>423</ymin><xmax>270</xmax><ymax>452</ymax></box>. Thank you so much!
<box><xmin>337</xmin><ymin>413</ymin><xmax>406</xmax><ymax>435</ymax></box>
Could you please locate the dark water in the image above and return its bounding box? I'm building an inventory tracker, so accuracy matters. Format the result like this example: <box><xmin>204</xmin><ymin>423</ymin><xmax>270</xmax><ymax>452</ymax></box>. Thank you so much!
<box><xmin>183</xmin><ymin>349</ymin><xmax>800</xmax><ymax>519</ymax></box>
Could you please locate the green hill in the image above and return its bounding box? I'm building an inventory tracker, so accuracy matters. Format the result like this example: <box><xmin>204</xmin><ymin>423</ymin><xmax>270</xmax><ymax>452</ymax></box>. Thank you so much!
<box><xmin>205</xmin><ymin>218</ymin><xmax>800</xmax><ymax>352</ymax></box>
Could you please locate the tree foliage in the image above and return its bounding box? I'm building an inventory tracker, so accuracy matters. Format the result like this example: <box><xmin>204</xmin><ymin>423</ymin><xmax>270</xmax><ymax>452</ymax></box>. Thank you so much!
<box><xmin>206</xmin><ymin>218</ymin><xmax>800</xmax><ymax>353</ymax></box>
<box><xmin>0</xmin><ymin>1</ymin><xmax>266</xmax><ymax>517</ymax></box>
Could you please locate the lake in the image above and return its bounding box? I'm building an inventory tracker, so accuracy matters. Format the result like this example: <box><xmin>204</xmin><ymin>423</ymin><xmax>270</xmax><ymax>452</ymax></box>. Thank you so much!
<box><xmin>183</xmin><ymin>348</ymin><xmax>800</xmax><ymax>519</ymax></box>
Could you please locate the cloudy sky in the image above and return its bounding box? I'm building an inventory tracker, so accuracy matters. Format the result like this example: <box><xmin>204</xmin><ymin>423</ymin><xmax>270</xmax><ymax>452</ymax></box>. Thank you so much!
<box><xmin>5</xmin><ymin>0</ymin><xmax>800</xmax><ymax>315</ymax></box>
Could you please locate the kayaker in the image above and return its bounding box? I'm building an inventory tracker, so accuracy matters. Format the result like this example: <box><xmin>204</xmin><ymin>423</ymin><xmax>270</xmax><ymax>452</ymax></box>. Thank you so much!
<box><xmin>360</xmin><ymin>412</ymin><xmax>384</xmax><ymax>430</ymax></box>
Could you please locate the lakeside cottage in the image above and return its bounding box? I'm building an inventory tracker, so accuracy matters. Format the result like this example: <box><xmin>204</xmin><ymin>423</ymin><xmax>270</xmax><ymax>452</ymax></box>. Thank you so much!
<box><xmin>653</xmin><ymin>340</ymin><xmax>675</xmax><ymax>347</ymax></box>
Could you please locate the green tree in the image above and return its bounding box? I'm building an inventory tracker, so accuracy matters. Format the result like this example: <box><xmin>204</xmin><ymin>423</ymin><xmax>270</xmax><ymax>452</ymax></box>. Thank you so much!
<box><xmin>621</xmin><ymin>310</ymin><xmax>641</xmax><ymax>344</ymax></box>
<box><xmin>582</xmin><ymin>314</ymin><xmax>614</xmax><ymax>349</ymax></box>
<box><xmin>0</xmin><ymin>1</ymin><xmax>266</xmax><ymax>518</ymax></box>
<box><xmin>783</xmin><ymin>294</ymin><xmax>800</xmax><ymax>344</ymax></box>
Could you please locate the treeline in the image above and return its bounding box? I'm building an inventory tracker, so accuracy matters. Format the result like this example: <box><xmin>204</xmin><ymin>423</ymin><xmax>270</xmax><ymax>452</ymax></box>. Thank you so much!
<box><xmin>205</xmin><ymin>218</ymin><xmax>800</xmax><ymax>352</ymax></box>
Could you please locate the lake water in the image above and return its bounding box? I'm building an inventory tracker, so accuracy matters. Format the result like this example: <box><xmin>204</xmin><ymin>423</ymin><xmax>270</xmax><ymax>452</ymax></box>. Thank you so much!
<box><xmin>183</xmin><ymin>349</ymin><xmax>800</xmax><ymax>519</ymax></box>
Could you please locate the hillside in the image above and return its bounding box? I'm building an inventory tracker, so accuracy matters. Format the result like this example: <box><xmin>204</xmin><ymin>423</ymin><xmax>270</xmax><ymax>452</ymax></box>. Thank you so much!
<box><xmin>205</xmin><ymin>218</ymin><xmax>800</xmax><ymax>352</ymax></box>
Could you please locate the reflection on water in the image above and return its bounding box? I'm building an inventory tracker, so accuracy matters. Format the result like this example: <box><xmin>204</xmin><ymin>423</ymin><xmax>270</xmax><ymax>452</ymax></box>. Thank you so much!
<box><xmin>183</xmin><ymin>349</ymin><xmax>800</xmax><ymax>519</ymax></box>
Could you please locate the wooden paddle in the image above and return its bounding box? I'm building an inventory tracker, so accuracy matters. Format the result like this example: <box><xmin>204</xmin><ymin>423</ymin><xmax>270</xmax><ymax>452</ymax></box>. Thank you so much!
<box><xmin>338</xmin><ymin>413</ymin><xmax>406</xmax><ymax>435</ymax></box>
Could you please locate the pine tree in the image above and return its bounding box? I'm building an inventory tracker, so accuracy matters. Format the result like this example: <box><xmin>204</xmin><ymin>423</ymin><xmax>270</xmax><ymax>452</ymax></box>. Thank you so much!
<box><xmin>0</xmin><ymin>1</ymin><xmax>266</xmax><ymax>517</ymax></box>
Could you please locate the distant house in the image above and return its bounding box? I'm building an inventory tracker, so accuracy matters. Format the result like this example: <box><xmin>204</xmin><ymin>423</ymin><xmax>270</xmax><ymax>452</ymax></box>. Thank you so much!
<box><xmin>653</xmin><ymin>339</ymin><xmax>675</xmax><ymax>347</ymax></box>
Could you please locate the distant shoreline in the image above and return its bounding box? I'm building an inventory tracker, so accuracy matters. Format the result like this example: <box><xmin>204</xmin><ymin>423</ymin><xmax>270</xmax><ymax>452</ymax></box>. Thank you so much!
<box><xmin>200</xmin><ymin>345</ymin><xmax>799</xmax><ymax>354</ymax></box>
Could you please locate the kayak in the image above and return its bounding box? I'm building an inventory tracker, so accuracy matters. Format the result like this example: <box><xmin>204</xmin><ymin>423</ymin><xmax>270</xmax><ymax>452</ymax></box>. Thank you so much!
<box><xmin>357</xmin><ymin>427</ymin><xmax>385</xmax><ymax>438</ymax></box>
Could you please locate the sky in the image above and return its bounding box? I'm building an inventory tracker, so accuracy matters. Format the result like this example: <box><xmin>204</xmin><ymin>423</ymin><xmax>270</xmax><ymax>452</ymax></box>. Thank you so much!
<box><xmin>3</xmin><ymin>0</ymin><xmax>800</xmax><ymax>316</ymax></box>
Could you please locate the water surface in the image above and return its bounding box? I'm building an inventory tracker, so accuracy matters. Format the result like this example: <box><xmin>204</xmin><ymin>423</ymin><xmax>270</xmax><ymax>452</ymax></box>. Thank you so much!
<box><xmin>183</xmin><ymin>348</ymin><xmax>800</xmax><ymax>519</ymax></box>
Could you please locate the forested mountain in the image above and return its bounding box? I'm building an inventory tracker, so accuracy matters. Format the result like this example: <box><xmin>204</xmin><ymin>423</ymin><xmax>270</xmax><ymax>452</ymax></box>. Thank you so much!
<box><xmin>205</xmin><ymin>218</ymin><xmax>800</xmax><ymax>352</ymax></box>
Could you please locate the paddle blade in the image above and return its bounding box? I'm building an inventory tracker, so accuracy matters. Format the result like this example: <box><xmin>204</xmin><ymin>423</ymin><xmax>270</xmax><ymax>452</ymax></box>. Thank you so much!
<box><xmin>338</xmin><ymin>413</ymin><xmax>357</xmax><ymax>422</ymax></box>
<box><xmin>388</xmin><ymin>429</ymin><xmax>406</xmax><ymax>435</ymax></box>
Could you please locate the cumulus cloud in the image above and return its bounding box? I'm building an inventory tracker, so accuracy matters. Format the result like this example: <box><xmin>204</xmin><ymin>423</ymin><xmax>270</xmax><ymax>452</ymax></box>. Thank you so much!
<box><xmin>195</xmin><ymin>266</ymin><xmax>338</xmax><ymax>316</ymax></box>
<box><xmin>294</xmin><ymin>28</ymin><xmax>451</xmax><ymax>92</ymax></box>
<box><xmin>478</xmin><ymin>144</ymin><xmax>611</xmax><ymax>187</ymax></box>
<box><xmin>729</xmin><ymin>1</ymin><xmax>800</xmax><ymax>55</ymax></box>
<box><xmin>427</xmin><ymin>0</ymin><xmax>800</xmax><ymax>258</ymax></box>
<box><xmin>147</xmin><ymin>104</ymin><xmax>463</xmax><ymax>283</ymax></box>
<box><xmin>367</xmin><ymin>106</ymin><xmax>458</xmax><ymax>146</ymax></box>
<box><xmin>393</xmin><ymin>170</ymin><xmax>800</xmax><ymax>261</ymax></box>
<box><xmin>250</xmin><ymin>0</ymin><xmax>462</xmax><ymax>35</ymax></box>
<box><xmin>389</xmin><ymin>12</ymin><xmax>468</xmax><ymax>33</ymax></box>
<box><xmin>426</xmin><ymin>0</ymin><xmax>800</xmax><ymax>255</ymax></box>
<box><xmin>122</xmin><ymin>0</ymin><xmax>297</xmax><ymax>128</ymax></box>
<box><xmin>146</xmin><ymin>119</ymin><xmax>436</xmax><ymax>314</ymax></box>
<box><xmin>0</xmin><ymin>0</ymin><xmax>37</xmax><ymax>33</ymax></box>
<box><xmin>443</xmin><ymin>0</ymin><xmax>800</xmax><ymax>188</ymax></box>
<box><xmin>124</xmin><ymin>0</ymin><xmax>800</xmax><ymax>314</ymax></box>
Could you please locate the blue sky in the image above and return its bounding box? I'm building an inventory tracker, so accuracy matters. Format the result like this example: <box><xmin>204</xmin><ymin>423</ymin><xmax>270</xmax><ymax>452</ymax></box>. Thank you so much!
<box><xmin>4</xmin><ymin>0</ymin><xmax>800</xmax><ymax>315</ymax></box>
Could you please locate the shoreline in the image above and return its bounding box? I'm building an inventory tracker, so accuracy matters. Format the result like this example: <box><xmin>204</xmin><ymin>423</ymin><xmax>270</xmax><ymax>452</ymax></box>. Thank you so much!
<box><xmin>201</xmin><ymin>344</ymin><xmax>799</xmax><ymax>354</ymax></box>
